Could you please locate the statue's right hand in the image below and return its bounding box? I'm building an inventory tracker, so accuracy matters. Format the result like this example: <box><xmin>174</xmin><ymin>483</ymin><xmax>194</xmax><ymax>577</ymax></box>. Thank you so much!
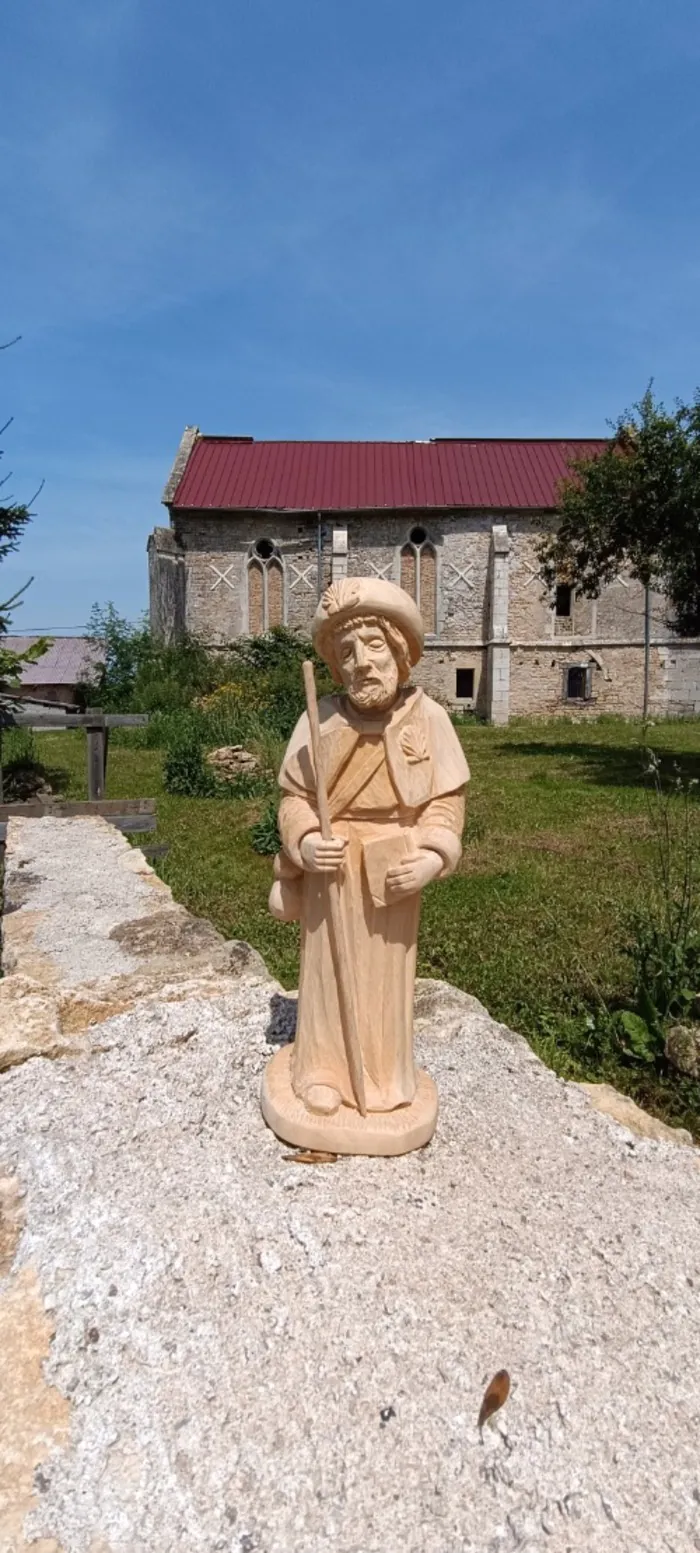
<box><xmin>300</xmin><ymin>831</ymin><xmax>347</xmax><ymax>874</ymax></box>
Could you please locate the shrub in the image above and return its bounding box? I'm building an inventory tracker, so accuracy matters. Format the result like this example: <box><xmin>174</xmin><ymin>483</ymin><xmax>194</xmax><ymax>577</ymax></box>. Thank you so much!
<box><xmin>223</xmin><ymin>769</ymin><xmax>275</xmax><ymax>800</ymax></box>
<box><xmin>217</xmin><ymin>627</ymin><xmax>334</xmax><ymax>740</ymax></box>
<box><xmin>81</xmin><ymin>609</ymin><xmax>332</xmax><ymax>740</ymax></box>
<box><xmin>197</xmin><ymin>679</ymin><xmax>271</xmax><ymax>719</ymax></box>
<box><xmin>80</xmin><ymin>605</ymin><xmax>228</xmax><ymax>714</ymax></box>
<box><xmin>1</xmin><ymin>728</ymin><xmax>53</xmax><ymax>800</ymax></box>
<box><xmin>163</xmin><ymin>732</ymin><xmax>216</xmax><ymax>798</ymax></box>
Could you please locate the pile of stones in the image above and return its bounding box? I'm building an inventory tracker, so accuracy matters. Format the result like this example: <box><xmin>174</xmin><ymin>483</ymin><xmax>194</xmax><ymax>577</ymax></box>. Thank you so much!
<box><xmin>205</xmin><ymin>745</ymin><xmax>259</xmax><ymax>782</ymax></box>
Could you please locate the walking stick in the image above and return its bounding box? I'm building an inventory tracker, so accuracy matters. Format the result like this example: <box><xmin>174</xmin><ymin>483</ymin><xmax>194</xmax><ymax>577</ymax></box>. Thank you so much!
<box><xmin>302</xmin><ymin>660</ymin><xmax>367</xmax><ymax>1116</ymax></box>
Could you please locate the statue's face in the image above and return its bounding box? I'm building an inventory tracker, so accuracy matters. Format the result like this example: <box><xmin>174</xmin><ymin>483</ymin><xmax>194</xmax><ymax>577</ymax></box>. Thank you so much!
<box><xmin>335</xmin><ymin>620</ymin><xmax>400</xmax><ymax>711</ymax></box>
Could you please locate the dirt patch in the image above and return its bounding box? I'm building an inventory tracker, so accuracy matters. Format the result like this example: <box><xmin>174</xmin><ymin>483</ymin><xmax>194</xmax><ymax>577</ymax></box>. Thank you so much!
<box><xmin>516</xmin><ymin>830</ymin><xmax>588</xmax><ymax>857</ymax></box>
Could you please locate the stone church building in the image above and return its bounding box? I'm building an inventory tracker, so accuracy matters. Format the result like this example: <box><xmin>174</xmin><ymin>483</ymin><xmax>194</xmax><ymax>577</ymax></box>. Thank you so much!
<box><xmin>149</xmin><ymin>427</ymin><xmax>700</xmax><ymax>723</ymax></box>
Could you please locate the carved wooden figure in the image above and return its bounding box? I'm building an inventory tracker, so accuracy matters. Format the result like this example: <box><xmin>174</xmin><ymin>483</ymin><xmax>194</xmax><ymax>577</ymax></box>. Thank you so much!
<box><xmin>261</xmin><ymin>578</ymin><xmax>469</xmax><ymax>1155</ymax></box>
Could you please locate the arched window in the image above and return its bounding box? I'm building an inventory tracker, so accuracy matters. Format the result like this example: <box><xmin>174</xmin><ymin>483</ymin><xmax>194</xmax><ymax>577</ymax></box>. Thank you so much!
<box><xmin>248</xmin><ymin>539</ymin><xmax>284</xmax><ymax>633</ymax></box>
<box><xmin>400</xmin><ymin>525</ymin><xmax>437</xmax><ymax>633</ymax></box>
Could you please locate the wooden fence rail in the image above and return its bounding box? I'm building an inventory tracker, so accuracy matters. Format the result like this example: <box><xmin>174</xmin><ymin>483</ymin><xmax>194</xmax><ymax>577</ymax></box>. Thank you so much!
<box><xmin>2</xmin><ymin>710</ymin><xmax>149</xmax><ymax>802</ymax></box>
<box><xmin>0</xmin><ymin>712</ymin><xmax>161</xmax><ymax>850</ymax></box>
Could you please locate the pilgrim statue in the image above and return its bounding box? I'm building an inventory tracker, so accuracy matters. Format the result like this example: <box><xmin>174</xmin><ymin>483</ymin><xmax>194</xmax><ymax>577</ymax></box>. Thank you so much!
<box><xmin>260</xmin><ymin>577</ymin><xmax>469</xmax><ymax>1156</ymax></box>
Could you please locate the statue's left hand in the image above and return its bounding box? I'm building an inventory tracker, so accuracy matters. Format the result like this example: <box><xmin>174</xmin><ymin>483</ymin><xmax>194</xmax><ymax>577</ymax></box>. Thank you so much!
<box><xmin>385</xmin><ymin>848</ymin><xmax>443</xmax><ymax>898</ymax></box>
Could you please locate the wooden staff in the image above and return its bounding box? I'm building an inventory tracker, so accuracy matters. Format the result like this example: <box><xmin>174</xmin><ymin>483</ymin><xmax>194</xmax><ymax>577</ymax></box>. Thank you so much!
<box><xmin>302</xmin><ymin>660</ymin><xmax>367</xmax><ymax>1116</ymax></box>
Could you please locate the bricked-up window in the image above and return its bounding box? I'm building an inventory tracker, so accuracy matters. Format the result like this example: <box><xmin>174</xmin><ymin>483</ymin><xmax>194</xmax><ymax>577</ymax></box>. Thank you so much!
<box><xmin>247</xmin><ymin>541</ymin><xmax>284</xmax><ymax>632</ymax></box>
<box><xmin>455</xmin><ymin>668</ymin><xmax>475</xmax><ymax>699</ymax></box>
<box><xmin>267</xmin><ymin>559</ymin><xmax>284</xmax><ymax>627</ymax></box>
<box><xmin>400</xmin><ymin>526</ymin><xmax>437</xmax><ymax>633</ymax></box>
<box><xmin>400</xmin><ymin>544</ymin><xmax>416</xmax><ymax>598</ymax></box>
<box><xmin>565</xmin><ymin>663</ymin><xmax>593</xmax><ymax>700</ymax></box>
<box><xmin>555</xmin><ymin>583</ymin><xmax>573</xmax><ymax>618</ymax></box>
<box><xmin>248</xmin><ymin>559</ymin><xmax>264</xmax><ymax>633</ymax></box>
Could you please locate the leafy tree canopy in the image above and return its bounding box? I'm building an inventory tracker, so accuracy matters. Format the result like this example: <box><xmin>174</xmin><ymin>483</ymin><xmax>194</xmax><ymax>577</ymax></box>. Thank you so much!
<box><xmin>537</xmin><ymin>387</ymin><xmax>700</xmax><ymax>636</ymax></box>
<box><xmin>81</xmin><ymin>603</ymin><xmax>214</xmax><ymax>712</ymax></box>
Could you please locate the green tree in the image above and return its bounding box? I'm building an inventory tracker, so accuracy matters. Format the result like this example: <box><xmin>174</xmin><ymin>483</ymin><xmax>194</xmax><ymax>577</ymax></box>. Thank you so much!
<box><xmin>538</xmin><ymin>388</ymin><xmax>700</xmax><ymax>635</ymax></box>
<box><xmin>81</xmin><ymin>603</ymin><xmax>216</xmax><ymax>712</ymax></box>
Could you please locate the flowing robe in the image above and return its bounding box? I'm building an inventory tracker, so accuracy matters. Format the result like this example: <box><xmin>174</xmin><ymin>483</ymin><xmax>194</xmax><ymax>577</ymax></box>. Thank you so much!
<box><xmin>275</xmin><ymin>687</ymin><xmax>469</xmax><ymax>1112</ymax></box>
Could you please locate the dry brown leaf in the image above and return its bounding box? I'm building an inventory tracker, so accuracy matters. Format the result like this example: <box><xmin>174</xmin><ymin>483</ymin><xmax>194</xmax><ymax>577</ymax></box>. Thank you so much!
<box><xmin>283</xmin><ymin>1150</ymin><xmax>339</xmax><ymax>1165</ymax></box>
<box><xmin>477</xmin><ymin>1369</ymin><xmax>511</xmax><ymax>1431</ymax></box>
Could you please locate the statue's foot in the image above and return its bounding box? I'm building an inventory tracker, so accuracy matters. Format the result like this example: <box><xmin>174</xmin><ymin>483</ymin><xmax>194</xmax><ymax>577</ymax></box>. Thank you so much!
<box><xmin>304</xmin><ymin>1084</ymin><xmax>341</xmax><ymax>1116</ymax></box>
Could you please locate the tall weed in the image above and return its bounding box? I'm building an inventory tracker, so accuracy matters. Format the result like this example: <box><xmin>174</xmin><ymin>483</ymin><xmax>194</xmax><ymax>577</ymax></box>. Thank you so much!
<box><xmin>620</xmin><ymin>751</ymin><xmax>700</xmax><ymax>1060</ymax></box>
<box><xmin>532</xmin><ymin>748</ymin><xmax>700</xmax><ymax>1073</ymax></box>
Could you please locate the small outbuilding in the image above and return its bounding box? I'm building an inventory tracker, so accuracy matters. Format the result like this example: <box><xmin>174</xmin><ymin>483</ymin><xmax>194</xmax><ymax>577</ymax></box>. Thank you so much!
<box><xmin>3</xmin><ymin>637</ymin><xmax>104</xmax><ymax>709</ymax></box>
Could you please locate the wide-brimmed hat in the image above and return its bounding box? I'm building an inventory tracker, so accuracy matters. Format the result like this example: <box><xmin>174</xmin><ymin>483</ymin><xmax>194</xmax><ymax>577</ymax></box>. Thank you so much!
<box><xmin>312</xmin><ymin>577</ymin><xmax>424</xmax><ymax>667</ymax></box>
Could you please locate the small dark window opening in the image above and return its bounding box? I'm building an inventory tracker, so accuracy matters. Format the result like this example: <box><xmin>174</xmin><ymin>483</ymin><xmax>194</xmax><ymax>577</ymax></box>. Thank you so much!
<box><xmin>255</xmin><ymin>538</ymin><xmax>275</xmax><ymax>560</ymax></box>
<box><xmin>555</xmin><ymin>583</ymin><xmax>572</xmax><ymax>617</ymax></box>
<box><xmin>409</xmin><ymin>525</ymin><xmax>427</xmax><ymax>546</ymax></box>
<box><xmin>456</xmin><ymin>668</ymin><xmax>475</xmax><ymax>699</ymax></box>
<box><xmin>566</xmin><ymin>665</ymin><xmax>588</xmax><ymax>700</ymax></box>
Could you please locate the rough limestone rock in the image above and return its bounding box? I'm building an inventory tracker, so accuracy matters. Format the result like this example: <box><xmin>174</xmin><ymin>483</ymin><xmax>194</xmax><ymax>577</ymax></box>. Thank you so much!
<box><xmin>2</xmin><ymin>817</ymin><xmax>700</xmax><ymax>1552</ymax></box>
<box><xmin>576</xmin><ymin>1080</ymin><xmax>695</xmax><ymax>1147</ymax></box>
<box><xmin>0</xmin><ymin>816</ymin><xmax>270</xmax><ymax>1072</ymax></box>
<box><xmin>666</xmin><ymin>1023</ymin><xmax>700</xmax><ymax>1079</ymax></box>
<box><xmin>205</xmin><ymin>745</ymin><xmax>259</xmax><ymax>781</ymax></box>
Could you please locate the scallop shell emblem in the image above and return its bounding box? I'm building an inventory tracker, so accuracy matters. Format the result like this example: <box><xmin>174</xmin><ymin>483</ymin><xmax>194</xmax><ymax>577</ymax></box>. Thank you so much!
<box><xmin>321</xmin><ymin>580</ymin><xmax>361</xmax><ymax>615</ymax></box>
<box><xmin>399</xmin><ymin>723</ymin><xmax>429</xmax><ymax>763</ymax></box>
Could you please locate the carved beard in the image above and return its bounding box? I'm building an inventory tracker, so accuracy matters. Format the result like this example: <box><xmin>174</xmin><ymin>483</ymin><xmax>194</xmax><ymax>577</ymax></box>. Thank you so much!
<box><xmin>347</xmin><ymin>663</ymin><xmax>399</xmax><ymax>711</ymax></box>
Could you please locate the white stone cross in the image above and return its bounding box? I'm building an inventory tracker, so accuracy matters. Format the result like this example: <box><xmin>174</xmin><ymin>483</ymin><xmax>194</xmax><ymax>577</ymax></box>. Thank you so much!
<box><xmin>611</xmin><ymin>573</ymin><xmax>630</xmax><ymax>588</ymax></box>
<box><xmin>521</xmin><ymin>559</ymin><xmax>543</xmax><ymax>590</ymax></box>
<box><xmin>367</xmin><ymin>559</ymin><xmax>393</xmax><ymax>580</ymax></box>
<box><xmin>444</xmin><ymin>561</ymin><xmax>475</xmax><ymax>592</ymax></box>
<box><xmin>289</xmin><ymin>562</ymin><xmax>316</xmax><ymax>590</ymax></box>
<box><xmin>208</xmin><ymin>562</ymin><xmax>236</xmax><ymax>591</ymax></box>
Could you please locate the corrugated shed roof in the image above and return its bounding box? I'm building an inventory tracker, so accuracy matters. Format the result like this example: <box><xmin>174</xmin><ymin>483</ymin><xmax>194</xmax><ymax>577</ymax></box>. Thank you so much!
<box><xmin>4</xmin><ymin>637</ymin><xmax>104</xmax><ymax>686</ymax></box>
<box><xmin>169</xmin><ymin>436</ymin><xmax>607</xmax><ymax>513</ymax></box>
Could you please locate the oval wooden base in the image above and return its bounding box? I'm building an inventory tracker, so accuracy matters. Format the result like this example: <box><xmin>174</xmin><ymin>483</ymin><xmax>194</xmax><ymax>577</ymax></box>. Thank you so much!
<box><xmin>260</xmin><ymin>1045</ymin><xmax>438</xmax><ymax>1157</ymax></box>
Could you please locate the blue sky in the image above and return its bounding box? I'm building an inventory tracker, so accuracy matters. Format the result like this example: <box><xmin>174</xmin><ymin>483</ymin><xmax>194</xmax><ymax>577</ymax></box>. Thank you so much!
<box><xmin>2</xmin><ymin>0</ymin><xmax>700</xmax><ymax>630</ymax></box>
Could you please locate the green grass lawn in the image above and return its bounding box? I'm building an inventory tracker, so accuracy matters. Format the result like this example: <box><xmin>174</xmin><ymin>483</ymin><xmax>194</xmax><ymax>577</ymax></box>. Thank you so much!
<box><xmin>35</xmin><ymin>716</ymin><xmax>700</xmax><ymax>1138</ymax></box>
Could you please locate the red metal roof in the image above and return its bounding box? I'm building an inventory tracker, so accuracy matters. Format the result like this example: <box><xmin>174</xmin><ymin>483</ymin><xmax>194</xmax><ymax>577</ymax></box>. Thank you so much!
<box><xmin>168</xmin><ymin>436</ymin><xmax>607</xmax><ymax>514</ymax></box>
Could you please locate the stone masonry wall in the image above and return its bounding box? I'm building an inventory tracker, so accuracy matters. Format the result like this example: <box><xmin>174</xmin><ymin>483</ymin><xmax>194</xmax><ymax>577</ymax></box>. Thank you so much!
<box><xmin>508</xmin><ymin>520</ymin><xmax>596</xmax><ymax>642</ymax></box>
<box><xmin>510</xmin><ymin>643</ymin><xmax>669</xmax><ymax>719</ymax></box>
<box><xmin>150</xmin><ymin>509</ymin><xmax>700</xmax><ymax>719</ymax></box>
<box><xmin>346</xmin><ymin>512</ymin><xmax>493</xmax><ymax>643</ymax></box>
<box><xmin>148</xmin><ymin>528</ymin><xmax>186</xmax><ymax>644</ymax></box>
<box><xmin>659</xmin><ymin>642</ymin><xmax>700</xmax><ymax>716</ymax></box>
<box><xmin>174</xmin><ymin>509</ymin><xmax>497</xmax><ymax>649</ymax></box>
<box><xmin>413</xmin><ymin>646</ymin><xmax>489</xmax><ymax>714</ymax></box>
<box><xmin>175</xmin><ymin>513</ymin><xmax>321</xmax><ymax>643</ymax></box>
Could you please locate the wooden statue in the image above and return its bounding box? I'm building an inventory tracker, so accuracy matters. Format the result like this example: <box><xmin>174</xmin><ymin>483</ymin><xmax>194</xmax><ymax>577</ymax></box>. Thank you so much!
<box><xmin>261</xmin><ymin>578</ymin><xmax>469</xmax><ymax>1155</ymax></box>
